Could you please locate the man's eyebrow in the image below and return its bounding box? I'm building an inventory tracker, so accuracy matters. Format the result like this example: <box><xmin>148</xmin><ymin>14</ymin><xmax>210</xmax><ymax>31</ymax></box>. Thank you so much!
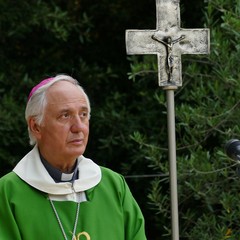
<box><xmin>58</xmin><ymin>109</ymin><xmax>70</xmax><ymax>113</ymax></box>
<box><xmin>58</xmin><ymin>106</ymin><xmax>89</xmax><ymax>113</ymax></box>
<box><xmin>81</xmin><ymin>106</ymin><xmax>89</xmax><ymax>111</ymax></box>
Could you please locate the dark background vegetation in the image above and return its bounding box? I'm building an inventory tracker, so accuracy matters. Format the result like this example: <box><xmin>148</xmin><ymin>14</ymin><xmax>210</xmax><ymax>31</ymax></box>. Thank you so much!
<box><xmin>0</xmin><ymin>0</ymin><xmax>240</xmax><ymax>238</ymax></box>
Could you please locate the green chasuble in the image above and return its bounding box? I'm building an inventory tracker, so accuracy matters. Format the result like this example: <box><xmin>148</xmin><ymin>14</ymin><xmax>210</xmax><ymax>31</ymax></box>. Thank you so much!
<box><xmin>0</xmin><ymin>167</ymin><xmax>146</xmax><ymax>240</ymax></box>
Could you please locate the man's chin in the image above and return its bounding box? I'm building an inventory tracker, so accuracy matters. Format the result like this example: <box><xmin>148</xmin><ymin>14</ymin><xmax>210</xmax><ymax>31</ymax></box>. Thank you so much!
<box><xmin>67</xmin><ymin>146</ymin><xmax>85</xmax><ymax>157</ymax></box>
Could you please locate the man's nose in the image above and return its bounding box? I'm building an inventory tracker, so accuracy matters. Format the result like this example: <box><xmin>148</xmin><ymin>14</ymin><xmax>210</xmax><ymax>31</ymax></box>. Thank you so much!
<box><xmin>70</xmin><ymin>115</ymin><xmax>84</xmax><ymax>132</ymax></box>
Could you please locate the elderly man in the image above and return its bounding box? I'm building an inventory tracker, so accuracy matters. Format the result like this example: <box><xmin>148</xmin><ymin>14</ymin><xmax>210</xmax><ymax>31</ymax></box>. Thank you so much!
<box><xmin>0</xmin><ymin>74</ymin><xmax>146</xmax><ymax>240</ymax></box>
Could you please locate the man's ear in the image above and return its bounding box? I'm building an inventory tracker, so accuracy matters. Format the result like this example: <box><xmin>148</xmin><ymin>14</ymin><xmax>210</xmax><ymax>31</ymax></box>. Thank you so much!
<box><xmin>28</xmin><ymin>117</ymin><xmax>42</xmax><ymax>140</ymax></box>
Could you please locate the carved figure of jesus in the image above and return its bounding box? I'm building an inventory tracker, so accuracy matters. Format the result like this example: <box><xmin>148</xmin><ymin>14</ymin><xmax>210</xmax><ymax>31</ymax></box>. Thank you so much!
<box><xmin>152</xmin><ymin>35</ymin><xmax>185</xmax><ymax>82</ymax></box>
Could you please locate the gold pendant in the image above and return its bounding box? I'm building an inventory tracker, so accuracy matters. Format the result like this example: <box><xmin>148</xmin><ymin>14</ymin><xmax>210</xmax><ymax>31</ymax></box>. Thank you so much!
<box><xmin>73</xmin><ymin>231</ymin><xmax>91</xmax><ymax>240</ymax></box>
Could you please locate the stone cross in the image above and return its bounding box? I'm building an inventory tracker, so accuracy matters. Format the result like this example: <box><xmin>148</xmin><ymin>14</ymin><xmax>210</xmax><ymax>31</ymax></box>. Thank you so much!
<box><xmin>125</xmin><ymin>1</ymin><xmax>210</xmax><ymax>239</ymax></box>
<box><xmin>125</xmin><ymin>0</ymin><xmax>210</xmax><ymax>87</ymax></box>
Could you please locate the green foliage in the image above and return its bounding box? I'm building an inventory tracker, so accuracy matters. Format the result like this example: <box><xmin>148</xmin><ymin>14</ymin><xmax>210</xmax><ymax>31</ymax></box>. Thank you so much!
<box><xmin>124</xmin><ymin>0</ymin><xmax>240</xmax><ymax>238</ymax></box>
<box><xmin>0</xmin><ymin>0</ymin><xmax>239</xmax><ymax>239</ymax></box>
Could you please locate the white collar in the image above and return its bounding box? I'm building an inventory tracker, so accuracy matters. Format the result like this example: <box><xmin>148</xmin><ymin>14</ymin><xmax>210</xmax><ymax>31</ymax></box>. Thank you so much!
<box><xmin>13</xmin><ymin>145</ymin><xmax>102</xmax><ymax>195</ymax></box>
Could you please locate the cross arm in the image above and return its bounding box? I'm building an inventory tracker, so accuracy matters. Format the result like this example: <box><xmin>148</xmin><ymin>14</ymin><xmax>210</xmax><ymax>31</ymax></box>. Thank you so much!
<box><xmin>178</xmin><ymin>28</ymin><xmax>210</xmax><ymax>55</ymax></box>
<box><xmin>126</xmin><ymin>30</ymin><xmax>166</xmax><ymax>55</ymax></box>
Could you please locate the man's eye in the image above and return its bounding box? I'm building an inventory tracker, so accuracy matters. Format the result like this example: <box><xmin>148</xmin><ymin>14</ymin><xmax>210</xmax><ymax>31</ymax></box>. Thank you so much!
<box><xmin>80</xmin><ymin>112</ymin><xmax>88</xmax><ymax>119</ymax></box>
<box><xmin>61</xmin><ymin>113</ymin><xmax>70</xmax><ymax>119</ymax></box>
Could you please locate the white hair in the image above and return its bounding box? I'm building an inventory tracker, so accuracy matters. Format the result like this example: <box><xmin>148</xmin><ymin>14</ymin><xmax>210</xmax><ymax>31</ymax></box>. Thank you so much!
<box><xmin>25</xmin><ymin>74</ymin><xmax>91</xmax><ymax>145</ymax></box>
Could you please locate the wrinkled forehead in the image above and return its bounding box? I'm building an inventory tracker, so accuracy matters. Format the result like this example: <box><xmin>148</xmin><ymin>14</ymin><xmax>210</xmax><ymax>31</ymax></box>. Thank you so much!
<box><xmin>45</xmin><ymin>81</ymin><xmax>88</xmax><ymax>107</ymax></box>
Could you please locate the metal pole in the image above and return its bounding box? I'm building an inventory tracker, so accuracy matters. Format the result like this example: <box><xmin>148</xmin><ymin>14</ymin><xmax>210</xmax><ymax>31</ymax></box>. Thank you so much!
<box><xmin>164</xmin><ymin>86</ymin><xmax>179</xmax><ymax>240</ymax></box>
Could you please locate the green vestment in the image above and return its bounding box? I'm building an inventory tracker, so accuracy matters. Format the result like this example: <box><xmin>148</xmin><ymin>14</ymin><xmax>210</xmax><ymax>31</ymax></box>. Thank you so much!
<box><xmin>0</xmin><ymin>165</ymin><xmax>146</xmax><ymax>240</ymax></box>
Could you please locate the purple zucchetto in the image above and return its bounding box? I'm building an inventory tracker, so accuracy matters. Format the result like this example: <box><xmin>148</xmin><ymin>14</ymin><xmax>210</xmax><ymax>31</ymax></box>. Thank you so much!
<box><xmin>27</xmin><ymin>77</ymin><xmax>54</xmax><ymax>102</ymax></box>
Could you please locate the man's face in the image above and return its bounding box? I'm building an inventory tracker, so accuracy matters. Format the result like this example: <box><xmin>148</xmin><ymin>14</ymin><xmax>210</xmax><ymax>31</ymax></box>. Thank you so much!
<box><xmin>35</xmin><ymin>81</ymin><xmax>89</xmax><ymax>163</ymax></box>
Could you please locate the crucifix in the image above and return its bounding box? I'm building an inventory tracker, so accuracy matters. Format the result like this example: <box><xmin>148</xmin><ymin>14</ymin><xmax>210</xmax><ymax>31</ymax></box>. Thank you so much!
<box><xmin>125</xmin><ymin>0</ymin><xmax>210</xmax><ymax>239</ymax></box>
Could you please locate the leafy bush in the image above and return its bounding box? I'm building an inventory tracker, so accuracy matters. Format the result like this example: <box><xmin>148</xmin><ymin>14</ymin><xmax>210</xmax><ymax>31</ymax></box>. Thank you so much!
<box><xmin>0</xmin><ymin>0</ymin><xmax>239</xmax><ymax>239</ymax></box>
